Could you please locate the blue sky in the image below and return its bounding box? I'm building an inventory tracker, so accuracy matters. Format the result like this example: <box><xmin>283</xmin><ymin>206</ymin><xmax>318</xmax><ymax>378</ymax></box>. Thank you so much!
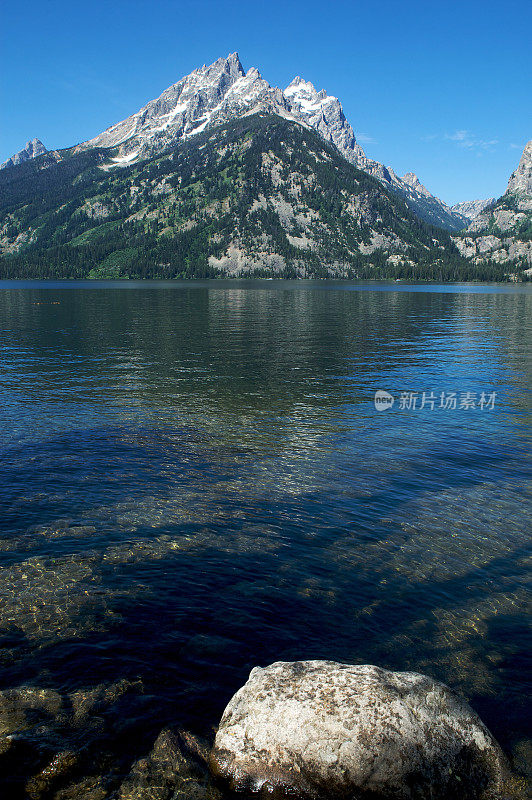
<box><xmin>2</xmin><ymin>0</ymin><xmax>531</xmax><ymax>204</ymax></box>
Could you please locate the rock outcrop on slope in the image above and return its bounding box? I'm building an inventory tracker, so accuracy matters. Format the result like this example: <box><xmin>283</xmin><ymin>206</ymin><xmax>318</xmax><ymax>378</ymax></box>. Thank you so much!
<box><xmin>454</xmin><ymin>141</ymin><xmax>532</xmax><ymax>272</ymax></box>
<box><xmin>211</xmin><ymin>660</ymin><xmax>511</xmax><ymax>800</ymax></box>
<box><xmin>1</xmin><ymin>137</ymin><xmax>47</xmax><ymax>170</ymax></box>
<box><xmin>75</xmin><ymin>53</ymin><xmax>466</xmax><ymax>230</ymax></box>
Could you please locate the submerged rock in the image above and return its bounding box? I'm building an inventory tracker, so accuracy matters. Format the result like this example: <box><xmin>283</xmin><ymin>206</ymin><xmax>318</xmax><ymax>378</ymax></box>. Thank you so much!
<box><xmin>54</xmin><ymin>775</ymin><xmax>109</xmax><ymax>800</ymax></box>
<box><xmin>118</xmin><ymin>728</ymin><xmax>221</xmax><ymax>800</ymax></box>
<box><xmin>0</xmin><ymin>685</ymin><xmax>63</xmax><ymax>735</ymax></box>
<box><xmin>26</xmin><ymin>751</ymin><xmax>78</xmax><ymax>800</ymax></box>
<box><xmin>210</xmin><ymin>660</ymin><xmax>510</xmax><ymax>799</ymax></box>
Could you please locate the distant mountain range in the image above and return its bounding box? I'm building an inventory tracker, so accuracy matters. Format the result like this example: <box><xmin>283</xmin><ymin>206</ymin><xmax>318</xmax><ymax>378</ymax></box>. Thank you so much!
<box><xmin>0</xmin><ymin>54</ymin><xmax>530</xmax><ymax>279</ymax></box>
<box><xmin>451</xmin><ymin>198</ymin><xmax>495</xmax><ymax>220</ymax></box>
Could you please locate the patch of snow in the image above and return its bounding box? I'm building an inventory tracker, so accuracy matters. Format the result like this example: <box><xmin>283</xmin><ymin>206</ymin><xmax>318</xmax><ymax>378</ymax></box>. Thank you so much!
<box><xmin>167</xmin><ymin>102</ymin><xmax>188</xmax><ymax>117</ymax></box>
<box><xmin>295</xmin><ymin>96</ymin><xmax>326</xmax><ymax>113</ymax></box>
<box><xmin>147</xmin><ymin>102</ymin><xmax>190</xmax><ymax>134</ymax></box>
<box><xmin>225</xmin><ymin>76</ymin><xmax>261</xmax><ymax>105</ymax></box>
<box><xmin>184</xmin><ymin>118</ymin><xmax>210</xmax><ymax>137</ymax></box>
<box><xmin>110</xmin><ymin>150</ymin><xmax>139</xmax><ymax>166</ymax></box>
<box><xmin>284</xmin><ymin>79</ymin><xmax>315</xmax><ymax>97</ymax></box>
<box><xmin>284</xmin><ymin>79</ymin><xmax>336</xmax><ymax>114</ymax></box>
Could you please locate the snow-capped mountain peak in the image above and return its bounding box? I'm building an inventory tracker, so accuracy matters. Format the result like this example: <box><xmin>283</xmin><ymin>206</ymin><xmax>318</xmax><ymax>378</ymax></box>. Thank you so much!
<box><xmin>84</xmin><ymin>52</ymin><xmax>249</xmax><ymax>156</ymax></box>
<box><xmin>284</xmin><ymin>77</ymin><xmax>336</xmax><ymax>110</ymax></box>
<box><xmin>281</xmin><ymin>78</ymin><xmax>465</xmax><ymax>229</ymax></box>
<box><xmin>284</xmin><ymin>76</ymin><xmax>366</xmax><ymax>164</ymax></box>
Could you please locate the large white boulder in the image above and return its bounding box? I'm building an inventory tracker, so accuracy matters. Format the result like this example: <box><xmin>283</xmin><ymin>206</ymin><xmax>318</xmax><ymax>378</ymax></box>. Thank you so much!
<box><xmin>210</xmin><ymin>661</ymin><xmax>510</xmax><ymax>799</ymax></box>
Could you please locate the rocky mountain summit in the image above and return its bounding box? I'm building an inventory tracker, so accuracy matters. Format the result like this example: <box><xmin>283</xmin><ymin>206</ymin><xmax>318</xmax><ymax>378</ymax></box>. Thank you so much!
<box><xmin>454</xmin><ymin>140</ymin><xmax>532</xmax><ymax>272</ymax></box>
<box><xmin>392</xmin><ymin>171</ymin><xmax>468</xmax><ymax>230</ymax></box>
<box><xmin>283</xmin><ymin>80</ymin><xmax>467</xmax><ymax>231</ymax></box>
<box><xmin>283</xmin><ymin>76</ymin><xmax>367</xmax><ymax>165</ymax></box>
<box><xmin>507</xmin><ymin>139</ymin><xmax>532</xmax><ymax>194</ymax></box>
<box><xmin>451</xmin><ymin>198</ymin><xmax>496</xmax><ymax>221</ymax></box>
<box><xmin>1</xmin><ymin>138</ymin><xmax>47</xmax><ymax>170</ymax></box>
<box><xmin>73</xmin><ymin>53</ymin><xmax>465</xmax><ymax>231</ymax></box>
<box><xmin>82</xmin><ymin>53</ymin><xmax>288</xmax><ymax>162</ymax></box>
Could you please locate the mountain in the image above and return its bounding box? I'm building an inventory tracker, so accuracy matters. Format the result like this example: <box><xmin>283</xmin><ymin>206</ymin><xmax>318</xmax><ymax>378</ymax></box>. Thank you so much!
<box><xmin>0</xmin><ymin>54</ymin><xmax>523</xmax><ymax>281</ymax></box>
<box><xmin>282</xmin><ymin>76</ymin><xmax>367</xmax><ymax>165</ymax></box>
<box><xmin>453</xmin><ymin>141</ymin><xmax>532</xmax><ymax>273</ymax></box>
<box><xmin>1</xmin><ymin>138</ymin><xmax>47</xmax><ymax>170</ymax></box>
<box><xmin>67</xmin><ymin>53</ymin><xmax>465</xmax><ymax>231</ymax></box>
<box><xmin>393</xmin><ymin>172</ymin><xmax>468</xmax><ymax>230</ymax></box>
<box><xmin>451</xmin><ymin>198</ymin><xmax>495</xmax><ymax>221</ymax></box>
<box><xmin>0</xmin><ymin>113</ymin><xmax>482</xmax><ymax>280</ymax></box>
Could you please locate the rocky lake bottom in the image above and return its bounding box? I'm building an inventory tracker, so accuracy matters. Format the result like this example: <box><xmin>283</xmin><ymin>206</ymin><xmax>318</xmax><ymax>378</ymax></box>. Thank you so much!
<box><xmin>0</xmin><ymin>279</ymin><xmax>530</xmax><ymax>798</ymax></box>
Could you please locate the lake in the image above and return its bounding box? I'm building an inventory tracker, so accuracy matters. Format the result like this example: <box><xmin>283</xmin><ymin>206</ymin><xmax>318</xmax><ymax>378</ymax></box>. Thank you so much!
<box><xmin>0</xmin><ymin>279</ymin><xmax>530</xmax><ymax>797</ymax></box>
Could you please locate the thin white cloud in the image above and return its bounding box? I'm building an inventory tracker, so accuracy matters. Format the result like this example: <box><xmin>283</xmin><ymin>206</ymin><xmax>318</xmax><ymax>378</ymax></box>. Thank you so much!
<box><xmin>448</xmin><ymin>130</ymin><xmax>469</xmax><ymax>142</ymax></box>
<box><xmin>444</xmin><ymin>130</ymin><xmax>498</xmax><ymax>151</ymax></box>
<box><xmin>421</xmin><ymin>130</ymin><xmax>499</xmax><ymax>153</ymax></box>
<box><xmin>356</xmin><ymin>133</ymin><xmax>376</xmax><ymax>144</ymax></box>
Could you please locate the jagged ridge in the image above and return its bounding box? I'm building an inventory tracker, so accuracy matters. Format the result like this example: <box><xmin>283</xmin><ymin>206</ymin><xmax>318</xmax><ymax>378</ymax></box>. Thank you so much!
<box><xmin>451</xmin><ymin>198</ymin><xmax>495</xmax><ymax>221</ymax></box>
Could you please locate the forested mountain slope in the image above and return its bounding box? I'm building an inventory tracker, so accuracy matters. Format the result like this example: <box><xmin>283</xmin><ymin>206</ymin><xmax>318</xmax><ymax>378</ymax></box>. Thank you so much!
<box><xmin>0</xmin><ymin>114</ymin><xmax>487</xmax><ymax>280</ymax></box>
